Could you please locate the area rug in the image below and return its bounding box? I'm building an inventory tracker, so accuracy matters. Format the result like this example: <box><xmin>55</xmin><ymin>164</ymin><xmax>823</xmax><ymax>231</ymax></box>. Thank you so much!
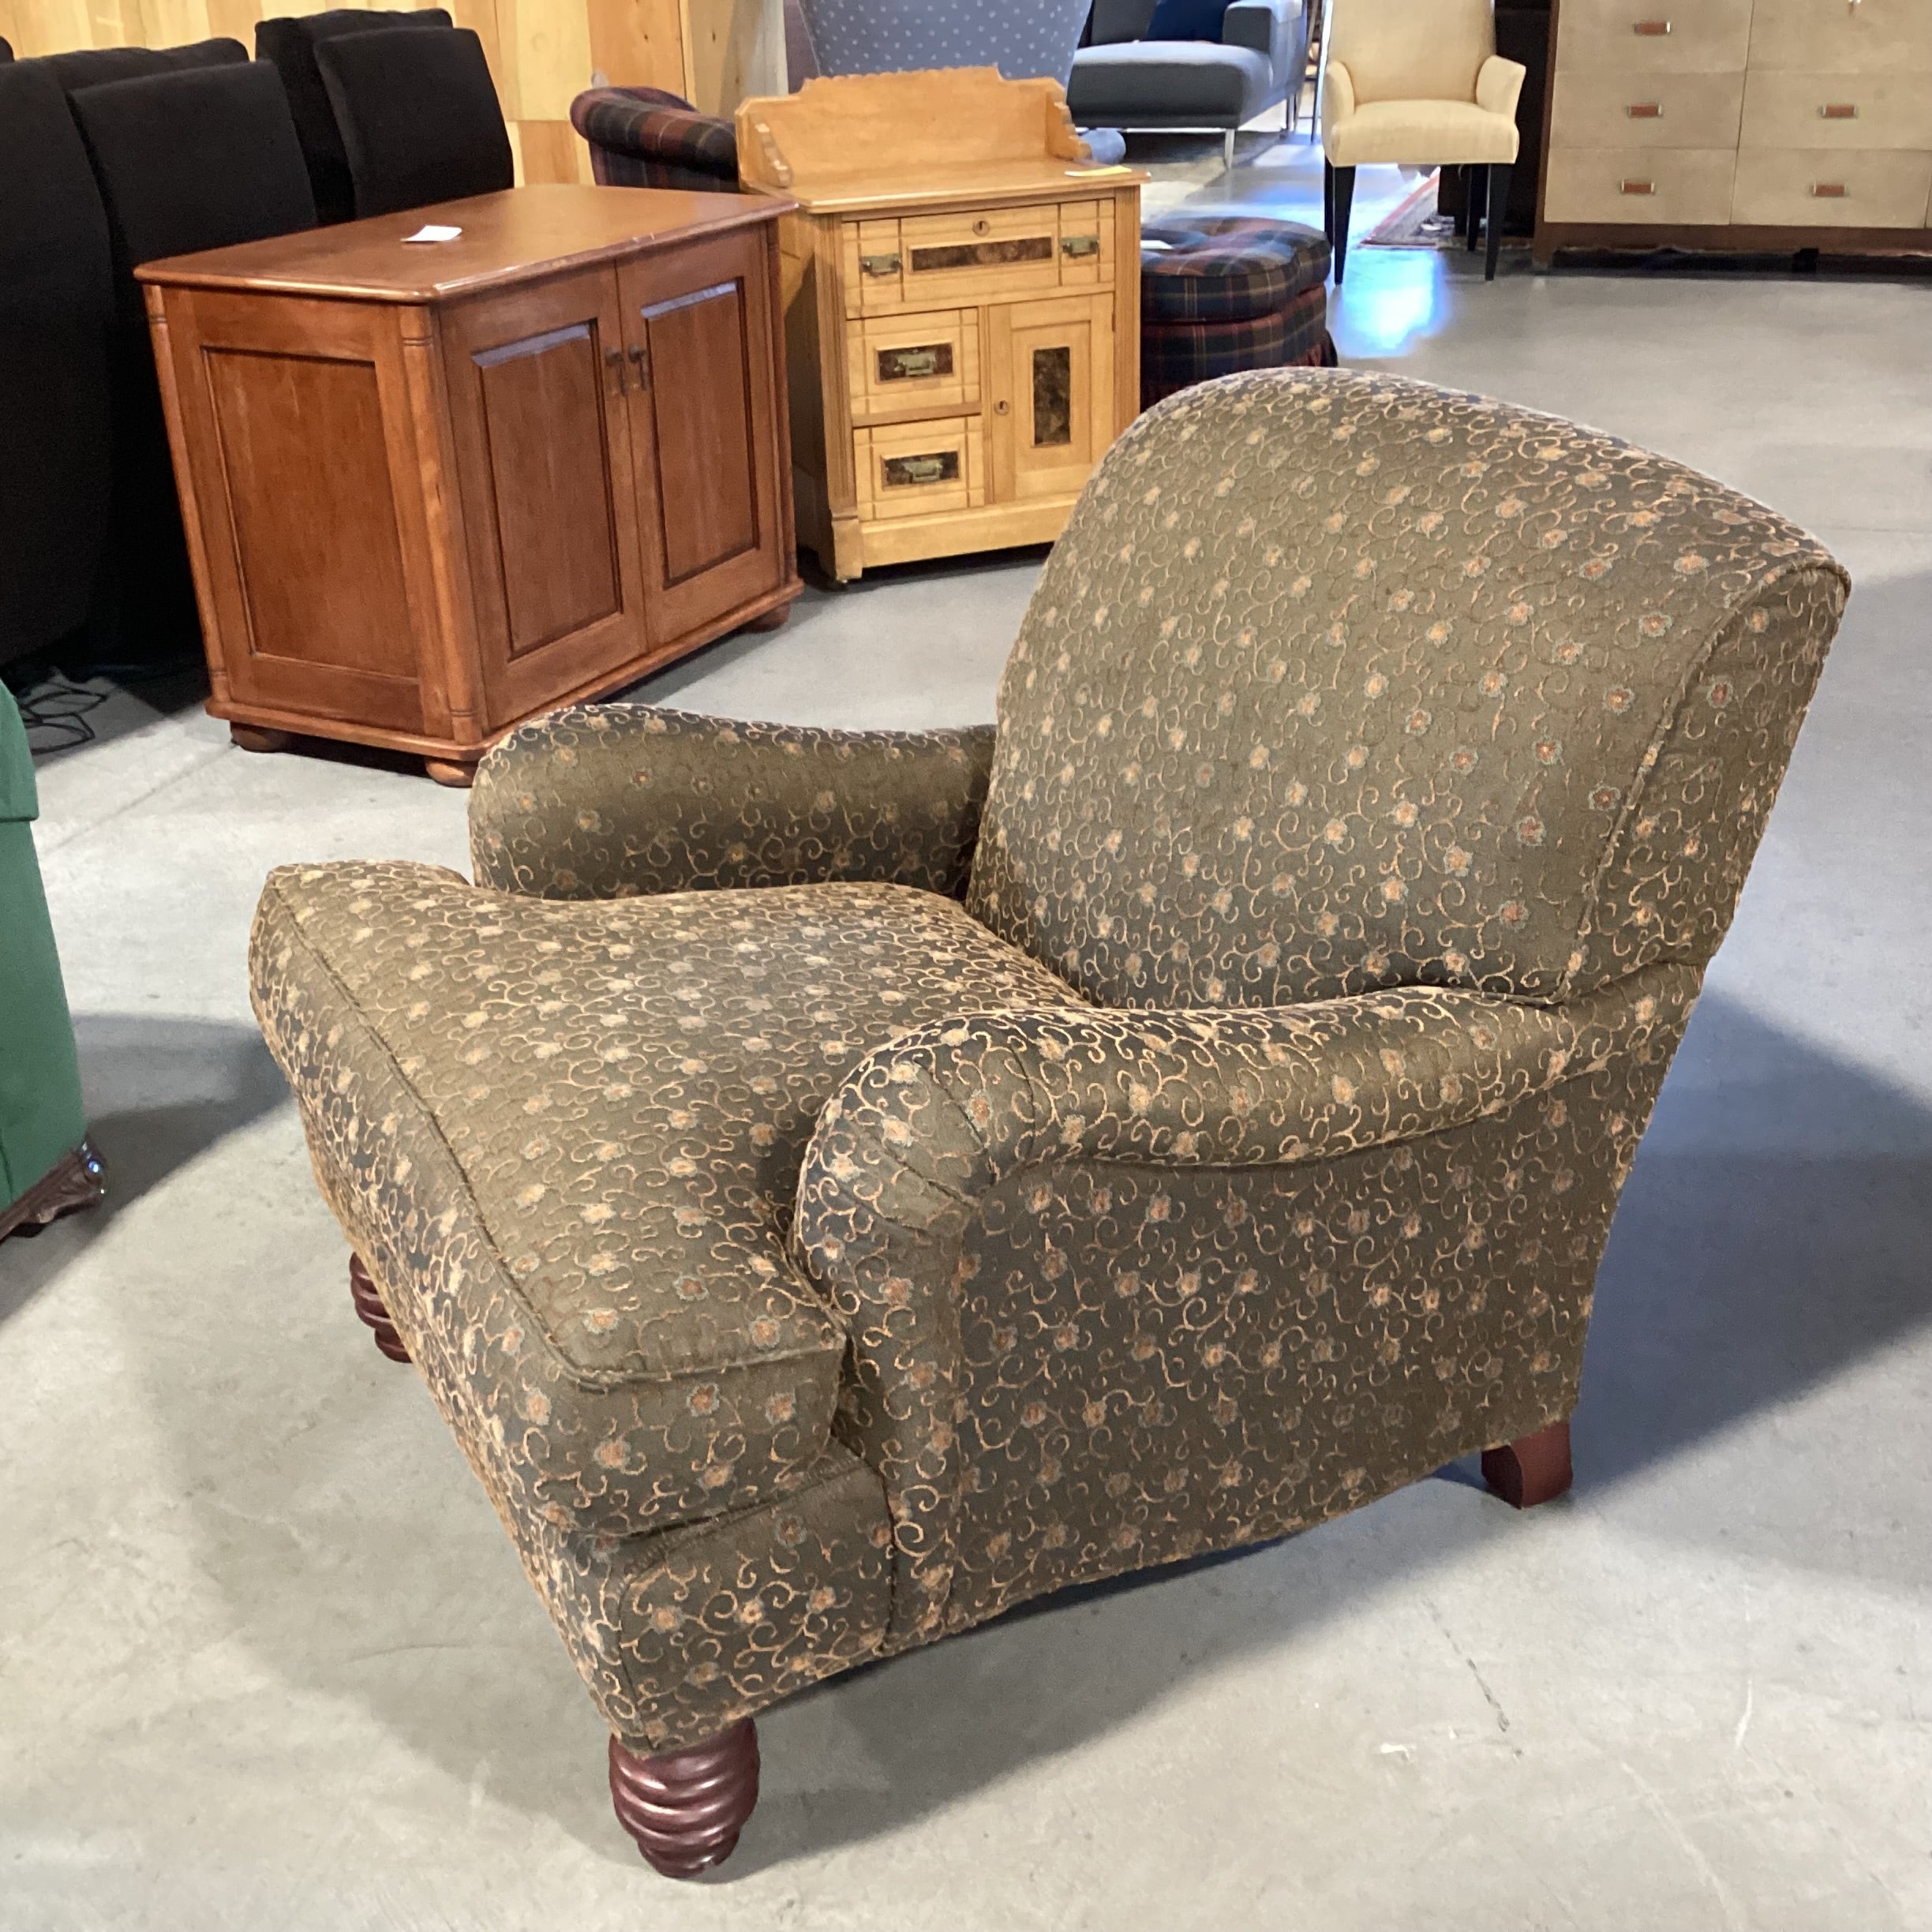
<box><xmin>1361</xmin><ymin>170</ymin><xmax>1460</xmax><ymax>249</ymax></box>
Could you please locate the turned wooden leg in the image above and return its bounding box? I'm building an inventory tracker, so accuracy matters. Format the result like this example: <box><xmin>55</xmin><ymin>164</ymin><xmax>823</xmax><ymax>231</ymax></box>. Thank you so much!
<box><xmin>1481</xmin><ymin>1419</ymin><xmax>1573</xmax><ymax>1509</ymax></box>
<box><xmin>741</xmin><ymin>601</ymin><xmax>792</xmax><ymax>633</ymax></box>
<box><xmin>230</xmin><ymin>723</ymin><xmax>291</xmax><ymax>754</ymax></box>
<box><xmin>423</xmin><ymin>758</ymin><xmax>477</xmax><ymax>788</ymax></box>
<box><xmin>346</xmin><ymin>1253</ymin><xmax>410</xmax><ymax>1364</ymax></box>
<box><xmin>609</xmin><ymin>1721</ymin><xmax>759</xmax><ymax>1878</ymax></box>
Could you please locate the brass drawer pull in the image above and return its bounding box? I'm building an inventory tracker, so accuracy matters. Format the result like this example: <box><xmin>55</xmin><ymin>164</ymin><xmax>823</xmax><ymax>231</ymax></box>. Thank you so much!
<box><xmin>1627</xmin><ymin>102</ymin><xmax>1663</xmax><ymax>118</ymax></box>
<box><xmin>1633</xmin><ymin>19</ymin><xmax>1671</xmax><ymax>34</ymax></box>
<box><xmin>1811</xmin><ymin>182</ymin><xmax>1848</xmax><ymax>199</ymax></box>
<box><xmin>882</xmin><ymin>451</ymin><xmax>960</xmax><ymax>487</ymax></box>
<box><xmin>1619</xmin><ymin>179</ymin><xmax>1657</xmax><ymax>196</ymax></box>
<box><xmin>1819</xmin><ymin>103</ymin><xmax>1859</xmax><ymax>120</ymax></box>
<box><xmin>877</xmin><ymin>344</ymin><xmax>949</xmax><ymax>381</ymax></box>
<box><xmin>1061</xmin><ymin>234</ymin><xmax>1101</xmax><ymax>257</ymax></box>
<box><xmin>860</xmin><ymin>252</ymin><xmax>902</xmax><ymax>277</ymax></box>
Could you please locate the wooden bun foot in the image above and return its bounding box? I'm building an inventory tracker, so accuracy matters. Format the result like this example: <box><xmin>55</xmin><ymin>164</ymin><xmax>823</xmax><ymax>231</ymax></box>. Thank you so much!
<box><xmin>230</xmin><ymin>724</ymin><xmax>292</xmax><ymax>754</ymax></box>
<box><xmin>423</xmin><ymin>758</ymin><xmax>477</xmax><ymax>788</ymax></box>
<box><xmin>1481</xmin><ymin>1420</ymin><xmax>1573</xmax><ymax>1509</ymax></box>
<box><xmin>742</xmin><ymin>601</ymin><xmax>792</xmax><ymax>632</ymax></box>
<box><xmin>347</xmin><ymin>1253</ymin><xmax>410</xmax><ymax>1363</ymax></box>
<box><xmin>609</xmin><ymin>1720</ymin><xmax>758</xmax><ymax>1878</ymax></box>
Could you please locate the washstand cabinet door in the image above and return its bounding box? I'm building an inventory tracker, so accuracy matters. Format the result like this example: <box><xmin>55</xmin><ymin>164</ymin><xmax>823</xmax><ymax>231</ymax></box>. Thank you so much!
<box><xmin>442</xmin><ymin>267</ymin><xmax>648</xmax><ymax>727</ymax></box>
<box><xmin>986</xmin><ymin>292</ymin><xmax>1115</xmax><ymax>505</ymax></box>
<box><xmin>616</xmin><ymin>230</ymin><xmax>788</xmax><ymax>646</ymax></box>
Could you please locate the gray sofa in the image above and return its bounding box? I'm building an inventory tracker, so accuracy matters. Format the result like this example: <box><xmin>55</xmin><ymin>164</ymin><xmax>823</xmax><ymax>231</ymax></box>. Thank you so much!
<box><xmin>1069</xmin><ymin>0</ymin><xmax>1308</xmax><ymax>168</ymax></box>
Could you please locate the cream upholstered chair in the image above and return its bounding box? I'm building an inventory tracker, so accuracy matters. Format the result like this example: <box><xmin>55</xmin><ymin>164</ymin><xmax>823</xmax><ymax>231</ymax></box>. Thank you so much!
<box><xmin>1321</xmin><ymin>0</ymin><xmax>1525</xmax><ymax>283</ymax></box>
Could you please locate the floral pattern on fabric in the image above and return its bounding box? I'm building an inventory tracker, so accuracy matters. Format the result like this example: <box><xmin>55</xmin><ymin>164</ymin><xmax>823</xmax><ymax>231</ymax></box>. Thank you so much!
<box><xmin>470</xmin><ymin>706</ymin><xmax>996</xmax><ymax>904</ymax></box>
<box><xmin>967</xmin><ymin>369</ymin><xmax>1847</xmax><ymax>1009</ymax></box>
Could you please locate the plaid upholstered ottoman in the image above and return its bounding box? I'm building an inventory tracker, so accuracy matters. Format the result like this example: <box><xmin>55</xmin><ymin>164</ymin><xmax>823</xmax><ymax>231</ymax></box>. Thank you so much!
<box><xmin>1140</xmin><ymin>214</ymin><xmax>1335</xmax><ymax>409</ymax></box>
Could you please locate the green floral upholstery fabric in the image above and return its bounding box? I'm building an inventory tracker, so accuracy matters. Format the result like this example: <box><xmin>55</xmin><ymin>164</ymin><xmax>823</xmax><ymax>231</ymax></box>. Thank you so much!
<box><xmin>968</xmin><ymin>371</ymin><xmax>1847</xmax><ymax>1005</ymax></box>
<box><xmin>470</xmin><ymin>706</ymin><xmax>996</xmax><ymax>902</ymax></box>
<box><xmin>249</xmin><ymin>369</ymin><xmax>1847</xmax><ymax>1762</ymax></box>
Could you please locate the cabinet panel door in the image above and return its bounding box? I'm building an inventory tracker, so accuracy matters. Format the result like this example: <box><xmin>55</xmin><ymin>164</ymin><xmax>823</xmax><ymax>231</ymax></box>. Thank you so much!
<box><xmin>443</xmin><ymin>267</ymin><xmax>646</xmax><ymax>725</ymax></box>
<box><xmin>617</xmin><ymin>228</ymin><xmax>789</xmax><ymax>646</ymax></box>
<box><xmin>986</xmin><ymin>293</ymin><xmax>1114</xmax><ymax>505</ymax></box>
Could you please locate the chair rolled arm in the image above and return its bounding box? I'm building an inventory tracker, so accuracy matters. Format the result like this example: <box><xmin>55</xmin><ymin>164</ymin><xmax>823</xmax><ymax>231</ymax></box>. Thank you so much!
<box><xmin>793</xmin><ymin>960</ymin><xmax>1698</xmax><ymax>1638</ymax></box>
<box><xmin>470</xmin><ymin>704</ymin><xmax>996</xmax><ymax>901</ymax></box>
<box><xmin>1320</xmin><ymin>58</ymin><xmax>1356</xmax><ymax>145</ymax></box>
<box><xmin>1477</xmin><ymin>54</ymin><xmax>1527</xmax><ymax>121</ymax></box>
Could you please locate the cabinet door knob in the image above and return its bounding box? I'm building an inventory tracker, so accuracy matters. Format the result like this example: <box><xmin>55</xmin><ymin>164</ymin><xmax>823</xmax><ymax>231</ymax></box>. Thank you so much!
<box><xmin>605</xmin><ymin>346</ymin><xmax>627</xmax><ymax>395</ymax></box>
<box><xmin>994</xmin><ymin>399</ymin><xmax>1011</xmax><ymax>415</ymax></box>
<box><xmin>627</xmin><ymin>341</ymin><xmax>652</xmax><ymax>389</ymax></box>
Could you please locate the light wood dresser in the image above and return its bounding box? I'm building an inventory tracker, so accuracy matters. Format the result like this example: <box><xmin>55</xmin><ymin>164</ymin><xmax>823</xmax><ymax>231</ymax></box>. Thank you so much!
<box><xmin>140</xmin><ymin>186</ymin><xmax>798</xmax><ymax>785</ymax></box>
<box><xmin>736</xmin><ymin>69</ymin><xmax>1144</xmax><ymax>582</ymax></box>
<box><xmin>1536</xmin><ymin>0</ymin><xmax>1932</xmax><ymax>260</ymax></box>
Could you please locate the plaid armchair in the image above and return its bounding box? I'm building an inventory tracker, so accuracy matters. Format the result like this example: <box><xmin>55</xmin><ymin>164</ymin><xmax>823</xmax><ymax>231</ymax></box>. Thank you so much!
<box><xmin>569</xmin><ymin>85</ymin><xmax>739</xmax><ymax>192</ymax></box>
<box><xmin>251</xmin><ymin>369</ymin><xmax>1846</xmax><ymax>1878</ymax></box>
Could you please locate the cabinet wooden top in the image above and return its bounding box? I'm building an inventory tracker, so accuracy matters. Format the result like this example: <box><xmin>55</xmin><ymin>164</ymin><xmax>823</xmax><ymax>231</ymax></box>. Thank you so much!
<box><xmin>135</xmin><ymin>184</ymin><xmax>792</xmax><ymax>305</ymax></box>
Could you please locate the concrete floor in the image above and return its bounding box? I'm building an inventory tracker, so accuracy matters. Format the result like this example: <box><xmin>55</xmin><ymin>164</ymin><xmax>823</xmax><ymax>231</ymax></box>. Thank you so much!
<box><xmin>4</xmin><ymin>133</ymin><xmax>1930</xmax><ymax>1930</ymax></box>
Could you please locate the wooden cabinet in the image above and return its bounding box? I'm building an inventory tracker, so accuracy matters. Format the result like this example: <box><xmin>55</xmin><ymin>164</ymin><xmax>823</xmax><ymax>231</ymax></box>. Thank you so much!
<box><xmin>140</xmin><ymin>186</ymin><xmax>797</xmax><ymax>783</ymax></box>
<box><xmin>737</xmin><ymin>70</ymin><xmax>1142</xmax><ymax>582</ymax></box>
<box><xmin>1537</xmin><ymin>0</ymin><xmax>1932</xmax><ymax>259</ymax></box>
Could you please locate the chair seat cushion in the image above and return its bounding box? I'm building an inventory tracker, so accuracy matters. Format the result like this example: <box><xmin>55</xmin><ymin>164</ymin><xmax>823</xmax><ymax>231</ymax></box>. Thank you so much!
<box><xmin>1140</xmin><ymin>213</ymin><xmax>1329</xmax><ymax>322</ymax></box>
<box><xmin>1069</xmin><ymin>40</ymin><xmax>1271</xmax><ymax>122</ymax></box>
<box><xmin>1326</xmin><ymin>99</ymin><xmax>1519</xmax><ymax>167</ymax></box>
<box><xmin>251</xmin><ymin>861</ymin><xmax>1073</xmax><ymax>1537</ymax></box>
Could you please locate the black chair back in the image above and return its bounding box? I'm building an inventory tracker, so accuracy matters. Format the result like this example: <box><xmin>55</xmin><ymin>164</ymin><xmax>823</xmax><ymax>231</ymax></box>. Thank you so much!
<box><xmin>256</xmin><ymin>9</ymin><xmax>454</xmax><ymax>225</ymax></box>
<box><xmin>69</xmin><ymin>63</ymin><xmax>317</xmax><ymax>661</ymax></box>
<box><xmin>33</xmin><ymin>37</ymin><xmax>247</xmax><ymax>93</ymax></box>
<box><xmin>0</xmin><ymin>62</ymin><xmax>114</xmax><ymax>665</ymax></box>
<box><xmin>316</xmin><ymin>25</ymin><xmax>512</xmax><ymax>219</ymax></box>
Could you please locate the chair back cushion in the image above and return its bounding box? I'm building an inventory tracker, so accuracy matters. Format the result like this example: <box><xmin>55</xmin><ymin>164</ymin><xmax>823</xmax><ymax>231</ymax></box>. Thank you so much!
<box><xmin>0</xmin><ymin>61</ymin><xmax>114</xmax><ymax>662</ymax></box>
<box><xmin>316</xmin><ymin>25</ymin><xmax>512</xmax><ymax>219</ymax></box>
<box><xmin>1328</xmin><ymin>0</ymin><xmax>1493</xmax><ymax>103</ymax></box>
<box><xmin>32</xmin><ymin>36</ymin><xmax>247</xmax><ymax>96</ymax></box>
<box><xmin>1146</xmin><ymin>0</ymin><xmax>1227</xmax><ymax>41</ymax></box>
<box><xmin>796</xmin><ymin>0</ymin><xmax>1094</xmax><ymax>82</ymax></box>
<box><xmin>257</xmin><ymin>8</ymin><xmax>455</xmax><ymax>225</ymax></box>
<box><xmin>966</xmin><ymin>369</ymin><xmax>1846</xmax><ymax>1008</ymax></box>
<box><xmin>569</xmin><ymin>86</ymin><xmax>739</xmax><ymax>190</ymax></box>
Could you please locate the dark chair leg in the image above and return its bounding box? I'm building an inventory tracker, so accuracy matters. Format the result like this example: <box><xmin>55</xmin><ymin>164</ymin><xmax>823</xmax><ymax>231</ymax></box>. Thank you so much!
<box><xmin>1466</xmin><ymin>165</ymin><xmax>1485</xmax><ymax>249</ymax></box>
<box><xmin>610</xmin><ymin>1721</ymin><xmax>760</xmax><ymax>1878</ymax></box>
<box><xmin>1481</xmin><ymin>1420</ymin><xmax>1572</xmax><ymax>1509</ymax></box>
<box><xmin>1323</xmin><ymin>157</ymin><xmax>1334</xmax><ymax>243</ymax></box>
<box><xmin>1330</xmin><ymin>164</ymin><xmax>1356</xmax><ymax>283</ymax></box>
<box><xmin>347</xmin><ymin>1253</ymin><xmax>410</xmax><ymax>1364</ymax></box>
<box><xmin>1485</xmin><ymin>162</ymin><xmax>1512</xmax><ymax>280</ymax></box>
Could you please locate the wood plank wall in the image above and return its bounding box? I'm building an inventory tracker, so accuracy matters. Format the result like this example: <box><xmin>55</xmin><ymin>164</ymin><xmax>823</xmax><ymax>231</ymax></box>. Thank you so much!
<box><xmin>0</xmin><ymin>0</ymin><xmax>784</xmax><ymax>183</ymax></box>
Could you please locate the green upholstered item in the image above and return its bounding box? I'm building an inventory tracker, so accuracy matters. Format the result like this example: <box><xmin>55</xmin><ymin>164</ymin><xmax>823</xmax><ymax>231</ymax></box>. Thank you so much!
<box><xmin>0</xmin><ymin>683</ymin><xmax>93</xmax><ymax>1226</ymax></box>
<box><xmin>250</xmin><ymin>370</ymin><xmax>1847</xmax><ymax>1817</ymax></box>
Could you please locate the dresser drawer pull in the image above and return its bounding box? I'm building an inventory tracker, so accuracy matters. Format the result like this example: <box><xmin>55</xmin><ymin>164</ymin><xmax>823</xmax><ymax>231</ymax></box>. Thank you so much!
<box><xmin>1810</xmin><ymin>182</ymin><xmax>1848</xmax><ymax>199</ymax></box>
<box><xmin>1627</xmin><ymin>103</ymin><xmax>1663</xmax><ymax>118</ymax></box>
<box><xmin>1819</xmin><ymin>103</ymin><xmax>1859</xmax><ymax>120</ymax></box>
<box><xmin>1632</xmin><ymin>19</ymin><xmax>1671</xmax><ymax>34</ymax></box>
<box><xmin>882</xmin><ymin>451</ymin><xmax>960</xmax><ymax>488</ymax></box>
<box><xmin>860</xmin><ymin>253</ymin><xmax>902</xmax><ymax>277</ymax></box>
<box><xmin>1619</xmin><ymin>179</ymin><xmax>1657</xmax><ymax>196</ymax></box>
<box><xmin>877</xmin><ymin>344</ymin><xmax>949</xmax><ymax>381</ymax></box>
<box><xmin>1061</xmin><ymin>234</ymin><xmax>1101</xmax><ymax>257</ymax></box>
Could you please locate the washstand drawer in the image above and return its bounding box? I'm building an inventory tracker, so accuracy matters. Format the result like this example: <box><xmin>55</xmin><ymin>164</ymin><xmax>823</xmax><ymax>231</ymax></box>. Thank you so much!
<box><xmin>897</xmin><ymin>203</ymin><xmax>1067</xmax><ymax>304</ymax></box>
<box><xmin>1731</xmin><ymin>148</ymin><xmax>1932</xmax><ymax>228</ymax></box>
<box><xmin>1550</xmin><ymin>68</ymin><xmax>1745</xmax><ymax>149</ymax></box>
<box><xmin>844</xmin><ymin>217</ymin><xmax>909</xmax><ymax>314</ymax></box>
<box><xmin>1055</xmin><ymin>200</ymin><xmax>1115</xmax><ymax>286</ymax></box>
<box><xmin>1542</xmin><ymin>146</ymin><xmax>1738</xmax><ymax>223</ymax></box>
<box><xmin>848</xmin><ymin>309</ymin><xmax>980</xmax><ymax>418</ymax></box>
<box><xmin>1556</xmin><ymin>0</ymin><xmax>1754</xmax><ymax>74</ymax></box>
<box><xmin>1749</xmin><ymin>0</ymin><xmax>1932</xmax><ymax>75</ymax></box>
<box><xmin>1740</xmin><ymin>73</ymin><xmax>1932</xmax><ymax>153</ymax></box>
<box><xmin>855</xmin><ymin>415</ymin><xmax>985</xmax><ymax>519</ymax></box>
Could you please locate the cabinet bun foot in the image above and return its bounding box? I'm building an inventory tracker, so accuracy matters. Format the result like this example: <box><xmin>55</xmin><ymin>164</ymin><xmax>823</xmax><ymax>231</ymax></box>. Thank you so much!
<box><xmin>424</xmin><ymin>758</ymin><xmax>477</xmax><ymax>788</ymax></box>
<box><xmin>1481</xmin><ymin>1420</ymin><xmax>1573</xmax><ymax>1509</ymax></box>
<box><xmin>742</xmin><ymin>601</ymin><xmax>792</xmax><ymax>633</ymax></box>
<box><xmin>230</xmin><ymin>724</ymin><xmax>292</xmax><ymax>754</ymax></box>
<box><xmin>610</xmin><ymin>1721</ymin><xmax>759</xmax><ymax>1878</ymax></box>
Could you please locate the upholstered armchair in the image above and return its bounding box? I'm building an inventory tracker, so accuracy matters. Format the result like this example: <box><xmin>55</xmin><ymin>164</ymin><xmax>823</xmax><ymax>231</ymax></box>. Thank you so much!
<box><xmin>570</xmin><ymin>85</ymin><xmax>739</xmax><ymax>192</ymax></box>
<box><xmin>252</xmin><ymin>370</ymin><xmax>1846</xmax><ymax>1878</ymax></box>
<box><xmin>1322</xmin><ymin>0</ymin><xmax>1526</xmax><ymax>281</ymax></box>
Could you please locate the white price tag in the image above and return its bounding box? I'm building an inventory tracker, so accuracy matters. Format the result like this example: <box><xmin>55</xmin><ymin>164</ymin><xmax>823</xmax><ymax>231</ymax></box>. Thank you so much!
<box><xmin>402</xmin><ymin>224</ymin><xmax>463</xmax><ymax>244</ymax></box>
